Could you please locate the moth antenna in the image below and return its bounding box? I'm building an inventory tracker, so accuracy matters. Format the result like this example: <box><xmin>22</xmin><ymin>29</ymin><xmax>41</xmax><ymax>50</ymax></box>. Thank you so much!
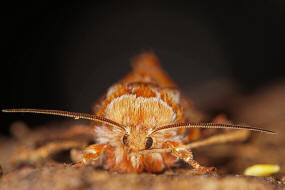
<box><xmin>151</xmin><ymin>122</ymin><xmax>276</xmax><ymax>135</ymax></box>
<box><xmin>2</xmin><ymin>108</ymin><xmax>126</xmax><ymax>131</ymax></box>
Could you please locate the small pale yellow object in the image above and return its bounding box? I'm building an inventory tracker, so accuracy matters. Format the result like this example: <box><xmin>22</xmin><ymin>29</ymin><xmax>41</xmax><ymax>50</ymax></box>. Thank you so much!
<box><xmin>244</xmin><ymin>164</ymin><xmax>280</xmax><ymax>176</ymax></box>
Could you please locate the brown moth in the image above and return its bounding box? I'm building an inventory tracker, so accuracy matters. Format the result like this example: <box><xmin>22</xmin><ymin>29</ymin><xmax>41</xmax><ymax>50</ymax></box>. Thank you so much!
<box><xmin>3</xmin><ymin>52</ymin><xmax>275</xmax><ymax>173</ymax></box>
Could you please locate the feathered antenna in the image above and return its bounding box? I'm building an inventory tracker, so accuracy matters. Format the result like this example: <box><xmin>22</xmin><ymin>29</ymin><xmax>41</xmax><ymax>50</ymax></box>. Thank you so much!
<box><xmin>2</xmin><ymin>108</ymin><xmax>126</xmax><ymax>131</ymax></box>
<box><xmin>151</xmin><ymin>122</ymin><xmax>276</xmax><ymax>135</ymax></box>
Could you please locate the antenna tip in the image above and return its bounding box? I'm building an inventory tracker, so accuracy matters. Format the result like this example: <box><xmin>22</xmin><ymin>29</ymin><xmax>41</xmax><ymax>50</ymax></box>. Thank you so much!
<box><xmin>258</xmin><ymin>129</ymin><xmax>277</xmax><ymax>135</ymax></box>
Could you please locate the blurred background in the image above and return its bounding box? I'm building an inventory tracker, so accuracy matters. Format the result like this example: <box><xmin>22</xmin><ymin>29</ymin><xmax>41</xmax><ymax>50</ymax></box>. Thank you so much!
<box><xmin>1</xmin><ymin>1</ymin><xmax>284</xmax><ymax>135</ymax></box>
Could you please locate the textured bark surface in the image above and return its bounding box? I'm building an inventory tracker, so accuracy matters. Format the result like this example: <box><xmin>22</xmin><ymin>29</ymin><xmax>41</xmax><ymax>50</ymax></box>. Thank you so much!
<box><xmin>1</xmin><ymin>81</ymin><xmax>285</xmax><ymax>190</ymax></box>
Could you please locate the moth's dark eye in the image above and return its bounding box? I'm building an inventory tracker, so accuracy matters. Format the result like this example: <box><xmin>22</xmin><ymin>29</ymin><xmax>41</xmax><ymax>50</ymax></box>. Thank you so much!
<box><xmin>122</xmin><ymin>134</ymin><xmax>128</xmax><ymax>145</ymax></box>
<box><xmin>145</xmin><ymin>137</ymin><xmax>153</xmax><ymax>149</ymax></box>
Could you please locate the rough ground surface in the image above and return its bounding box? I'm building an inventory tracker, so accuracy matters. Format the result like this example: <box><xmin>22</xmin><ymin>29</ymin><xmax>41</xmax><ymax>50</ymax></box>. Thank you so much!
<box><xmin>1</xmin><ymin>81</ymin><xmax>285</xmax><ymax>190</ymax></box>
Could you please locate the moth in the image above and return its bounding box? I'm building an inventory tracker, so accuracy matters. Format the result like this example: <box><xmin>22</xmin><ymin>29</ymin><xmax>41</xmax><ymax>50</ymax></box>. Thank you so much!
<box><xmin>3</xmin><ymin>52</ymin><xmax>275</xmax><ymax>173</ymax></box>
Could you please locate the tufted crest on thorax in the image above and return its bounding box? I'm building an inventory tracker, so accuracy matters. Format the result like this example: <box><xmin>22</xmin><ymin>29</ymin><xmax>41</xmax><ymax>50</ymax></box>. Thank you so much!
<box><xmin>97</xmin><ymin>82</ymin><xmax>184</xmax><ymax>131</ymax></box>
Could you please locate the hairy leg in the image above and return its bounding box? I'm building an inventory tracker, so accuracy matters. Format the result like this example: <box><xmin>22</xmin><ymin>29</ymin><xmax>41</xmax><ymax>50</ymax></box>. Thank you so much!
<box><xmin>165</xmin><ymin>142</ymin><xmax>215</xmax><ymax>172</ymax></box>
<box><xmin>74</xmin><ymin>144</ymin><xmax>107</xmax><ymax>167</ymax></box>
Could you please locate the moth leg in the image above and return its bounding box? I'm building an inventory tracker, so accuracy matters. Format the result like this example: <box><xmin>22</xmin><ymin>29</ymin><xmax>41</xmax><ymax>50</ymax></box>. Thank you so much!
<box><xmin>166</xmin><ymin>142</ymin><xmax>215</xmax><ymax>172</ymax></box>
<box><xmin>74</xmin><ymin>144</ymin><xmax>106</xmax><ymax>167</ymax></box>
<box><xmin>12</xmin><ymin>141</ymin><xmax>84</xmax><ymax>165</ymax></box>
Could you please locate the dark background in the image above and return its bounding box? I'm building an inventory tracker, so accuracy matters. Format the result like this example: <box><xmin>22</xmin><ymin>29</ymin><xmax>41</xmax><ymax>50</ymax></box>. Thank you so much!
<box><xmin>1</xmin><ymin>1</ymin><xmax>284</xmax><ymax>135</ymax></box>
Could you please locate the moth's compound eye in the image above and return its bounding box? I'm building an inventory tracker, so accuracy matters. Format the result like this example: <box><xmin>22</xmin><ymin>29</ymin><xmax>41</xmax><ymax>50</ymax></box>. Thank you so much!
<box><xmin>122</xmin><ymin>134</ymin><xmax>128</xmax><ymax>145</ymax></box>
<box><xmin>145</xmin><ymin>137</ymin><xmax>153</xmax><ymax>149</ymax></box>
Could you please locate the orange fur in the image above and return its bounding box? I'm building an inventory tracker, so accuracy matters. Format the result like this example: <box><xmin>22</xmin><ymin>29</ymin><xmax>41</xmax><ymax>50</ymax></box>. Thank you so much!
<box><xmin>92</xmin><ymin>52</ymin><xmax>191</xmax><ymax>172</ymax></box>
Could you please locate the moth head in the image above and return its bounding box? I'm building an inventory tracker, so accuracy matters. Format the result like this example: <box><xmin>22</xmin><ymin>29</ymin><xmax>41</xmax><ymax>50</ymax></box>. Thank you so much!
<box><xmin>121</xmin><ymin>127</ymin><xmax>154</xmax><ymax>152</ymax></box>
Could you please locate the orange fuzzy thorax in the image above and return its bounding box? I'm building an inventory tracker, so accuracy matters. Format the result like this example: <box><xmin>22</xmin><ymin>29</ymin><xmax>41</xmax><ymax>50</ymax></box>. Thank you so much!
<box><xmin>92</xmin><ymin>53</ymin><xmax>186</xmax><ymax>172</ymax></box>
